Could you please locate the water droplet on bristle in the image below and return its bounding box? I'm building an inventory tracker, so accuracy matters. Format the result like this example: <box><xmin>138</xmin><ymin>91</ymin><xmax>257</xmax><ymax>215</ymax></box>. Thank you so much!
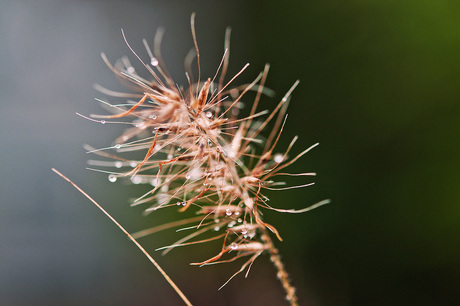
<box><xmin>114</xmin><ymin>161</ymin><xmax>122</xmax><ymax>168</ymax></box>
<box><xmin>131</xmin><ymin>176</ymin><xmax>142</xmax><ymax>184</ymax></box>
<box><xmin>225</xmin><ymin>209</ymin><xmax>232</xmax><ymax>216</ymax></box>
<box><xmin>108</xmin><ymin>174</ymin><xmax>117</xmax><ymax>182</ymax></box>
<box><xmin>150</xmin><ymin>57</ymin><xmax>159</xmax><ymax>66</ymax></box>
<box><xmin>100</xmin><ymin>120</ymin><xmax>106</xmax><ymax>124</ymax></box>
<box><xmin>274</xmin><ymin>154</ymin><xmax>284</xmax><ymax>163</ymax></box>
<box><xmin>230</xmin><ymin>243</ymin><xmax>238</xmax><ymax>250</ymax></box>
<box><xmin>150</xmin><ymin>178</ymin><xmax>160</xmax><ymax>186</ymax></box>
<box><xmin>114</xmin><ymin>144</ymin><xmax>121</xmax><ymax>149</ymax></box>
<box><xmin>136</xmin><ymin>122</ymin><xmax>147</xmax><ymax>129</ymax></box>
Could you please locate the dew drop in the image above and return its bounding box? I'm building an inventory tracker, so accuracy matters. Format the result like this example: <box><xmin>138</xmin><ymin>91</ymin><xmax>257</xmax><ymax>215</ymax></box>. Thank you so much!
<box><xmin>185</xmin><ymin>174</ymin><xmax>191</xmax><ymax>180</ymax></box>
<box><xmin>241</xmin><ymin>228</ymin><xmax>248</xmax><ymax>235</ymax></box>
<box><xmin>127</xmin><ymin>67</ymin><xmax>135</xmax><ymax>74</ymax></box>
<box><xmin>150</xmin><ymin>57</ymin><xmax>159</xmax><ymax>66</ymax></box>
<box><xmin>176</xmin><ymin>202</ymin><xmax>182</xmax><ymax>206</ymax></box>
<box><xmin>114</xmin><ymin>161</ymin><xmax>123</xmax><ymax>168</ymax></box>
<box><xmin>225</xmin><ymin>209</ymin><xmax>232</xmax><ymax>216</ymax></box>
<box><xmin>149</xmin><ymin>114</ymin><xmax>157</xmax><ymax>120</ymax></box>
<box><xmin>274</xmin><ymin>154</ymin><xmax>284</xmax><ymax>163</ymax></box>
<box><xmin>160</xmin><ymin>185</ymin><xmax>169</xmax><ymax>192</ymax></box>
<box><xmin>150</xmin><ymin>178</ymin><xmax>160</xmax><ymax>186</ymax></box>
<box><xmin>228</xmin><ymin>221</ymin><xmax>236</xmax><ymax>228</ymax></box>
<box><xmin>205</xmin><ymin>111</ymin><xmax>212</xmax><ymax>118</ymax></box>
<box><xmin>182</xmin><ymin>202</ymin><xmax>187</xmax><ymax>206</ymax></box>
<box><xmin>130</xmin><ymin>162</ymin><xmax>137</xmax><ymax>168</ymax></box>
<box><xmin>114</xmin><ymin>144</ymin><xmax>121</xmax><ymax>149</ymax></box>
<box><xmin>131</xmin><ymin>176</ymin><xmax>142</xmax><ymax>184</ymax></box>
<box><xmin>234</xmin><ymin>211</ymin><xmax>240</xmax><ymax>216</ymax></box>
<box><xmin>237</xmin><ymin>218</ymin><xmax>243</xmax><ymax>223</ymax></box>
<box><xmin>100</xmin><ymin>120</ymin><xmax>106</xmax><ymax>124</ymax></box>
<box><xmin>230</xmin><ymin>243</ymin><xmax>238</xmax><ymax>250</ymax></box>
<box><xmin>167</xmin><ymin>154</ymin><xmax>173</xmax><ymax>160</ymax></box>
<box><xmin>108</xmin><ymin>174</ymin><xmax>117</xmax><ymax>182</ymax></box>
<box><xmin>214</xmin><ymin>226</ymin><xmax>220</xmax><ymax>231</ymax></box>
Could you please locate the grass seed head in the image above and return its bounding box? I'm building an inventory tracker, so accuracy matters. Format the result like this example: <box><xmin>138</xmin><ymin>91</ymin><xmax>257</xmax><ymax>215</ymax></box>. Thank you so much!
<box><xmin>85</xmin><ymin>15</ymin><xmax>328</xmax><ymax>306</ymax></box>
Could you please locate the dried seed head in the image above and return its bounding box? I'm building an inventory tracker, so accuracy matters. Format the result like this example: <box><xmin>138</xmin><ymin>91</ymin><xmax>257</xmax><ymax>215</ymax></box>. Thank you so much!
<box><xmin>85</xmin><ymin>16</ymin><xmax>327</xmax><ymax>305</ymax></box>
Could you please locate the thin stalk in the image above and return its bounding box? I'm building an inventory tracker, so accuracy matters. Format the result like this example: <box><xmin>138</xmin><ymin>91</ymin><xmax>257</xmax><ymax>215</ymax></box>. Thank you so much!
<box><xmin>52</xmin><ymin>168</ymin><xmax>193</xmax><ymax>306</ymax></box>
<box><xmin>261</xmin><ymin>228</ymin><xmax>299</xmax><ymax>306</ymax></box>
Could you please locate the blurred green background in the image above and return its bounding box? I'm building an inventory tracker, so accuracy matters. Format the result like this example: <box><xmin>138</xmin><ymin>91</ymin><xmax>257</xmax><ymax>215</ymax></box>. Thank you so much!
<box><xmin>1</xmin><ymin>0</ymin><xmax>459</xmax><ymax>305</ymax></box>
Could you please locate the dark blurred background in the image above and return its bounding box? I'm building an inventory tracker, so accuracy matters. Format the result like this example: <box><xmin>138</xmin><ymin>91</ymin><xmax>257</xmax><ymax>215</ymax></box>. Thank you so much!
<box><xmin>1</xmin><ymin>0</ymin><xmax>459</xmax><ymax>305</ymax></box>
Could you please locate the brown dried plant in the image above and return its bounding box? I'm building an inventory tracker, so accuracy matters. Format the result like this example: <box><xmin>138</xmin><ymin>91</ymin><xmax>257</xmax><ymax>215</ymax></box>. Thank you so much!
<box><xmin>56</xmin><ymin>14</ymin><xmax>329</xmax><ymax>306</ymax></box>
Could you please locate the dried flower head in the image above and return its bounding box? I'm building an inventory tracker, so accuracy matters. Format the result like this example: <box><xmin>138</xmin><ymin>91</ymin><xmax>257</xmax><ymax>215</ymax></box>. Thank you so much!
<box><xmin>82</xmin><ymin>14</ymin><xmax>329</xmax><ymax>306</ymax></box>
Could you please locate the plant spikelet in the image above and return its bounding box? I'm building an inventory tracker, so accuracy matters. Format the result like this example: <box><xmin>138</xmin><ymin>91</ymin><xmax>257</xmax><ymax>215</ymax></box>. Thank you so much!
<box><xmin>85</xmin><ymin>15</ymin><xmax>329</xmax><ymax>306</ymax></box>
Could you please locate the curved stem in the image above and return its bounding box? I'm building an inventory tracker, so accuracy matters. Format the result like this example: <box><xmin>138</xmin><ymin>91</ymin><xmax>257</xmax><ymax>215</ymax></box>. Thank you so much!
<box><xmin>52</xmin><ymin>168</ymin><xmax>193</xmax><ymax>306</ymax></box>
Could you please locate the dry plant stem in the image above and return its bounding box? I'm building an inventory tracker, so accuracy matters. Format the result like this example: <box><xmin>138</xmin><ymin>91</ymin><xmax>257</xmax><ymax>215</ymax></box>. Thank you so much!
<box><xmin>215</xmin><ymin>142</ymin><xmax>298</xmax><ymax>304</ymax></box>
<box><xmin>226</xmin><ymin>156</ymin><xmax>299</xmax><ymax>305</ymax></box>
<box><xmin>261</xmin><ymin>228</ymin><xmax>298</xmax><ymax>306</ymax></box>
<box><xmin>51</xmin><ymin>168</ymin><xmax>193</xmax><ymax>306</ymax></box>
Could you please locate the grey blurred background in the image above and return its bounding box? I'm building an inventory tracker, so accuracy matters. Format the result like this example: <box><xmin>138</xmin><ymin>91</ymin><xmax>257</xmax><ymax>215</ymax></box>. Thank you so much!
<box><xmin>1</xmin><ymin>0</ymin><xmax>459</xmax><ymax>305</ymax></box>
